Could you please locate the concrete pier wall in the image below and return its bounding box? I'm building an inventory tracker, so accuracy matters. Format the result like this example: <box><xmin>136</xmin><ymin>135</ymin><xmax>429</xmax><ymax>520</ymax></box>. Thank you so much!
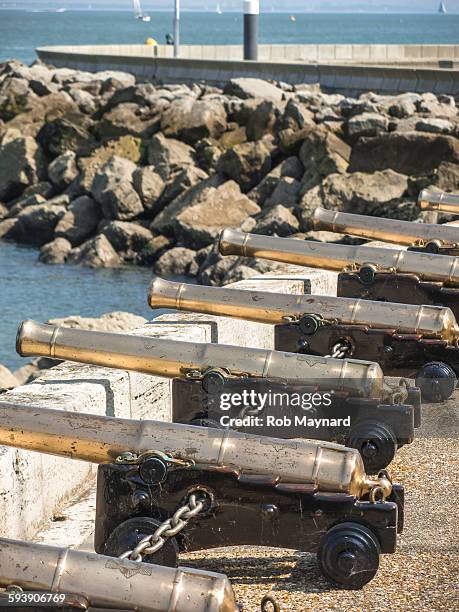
<box><xmin>0</xmin><ymin>266</ymin><xmax>337</xmax><ymax>541</ymax></box>
<box><xmin>36</xmin><ymin>44</ymin><xmax>459</xmax><ymax>96</ymax></box>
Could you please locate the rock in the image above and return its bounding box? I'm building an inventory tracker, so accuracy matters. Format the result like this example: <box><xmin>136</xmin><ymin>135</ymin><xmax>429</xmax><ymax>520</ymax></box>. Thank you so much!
<box><xmin>0</xmin><ymin>135</ymin><xmax>43</xmax><ymax>201</ymax></box>
<box><xmin>54</xmin><ymin>196</ymin><xmax>100</xmax><ymax>245</ymax></box>
<box><xmin>0</xmin><ymin>218</ymin><xmax>18</xmax><ymax>239</ymax></box>
<box><xmin>153</xmin><ymin>247</ymin><xmax>197</xmax><ymax>277</ymax></box>
<box><xmin>282</xmin><ymin>99</ymin><xmax>315</xmax><ymax>130</ymax></box>
<box><xmin>69</xmin><ymin>234</ymin><xmax>122</xmax><ymax>268</ymax></box>
<box><xmin>0</xmin><ymin>364</ymin><xmax>18</xmax><ymax>390</ymax></box>
<box><xmin>160</xmin><ymin>97</ymin><xmax>227</xmax><ymax>145</ymax></box>
<box><xmin>347</xmin><ymin>112</ymin><xmax>389</xmax><ymax>138</ymax></box>
<box><xmin>37</xmin><ymin>115</ymin><xmax>95</xmax><ymax>157</ymax></box>
<box><xmin>299</xmin><ymin>126</ymin><xmax>351</xmax><ymax>178</ymax></box>
<box><xmin>173</xmin><ymin>180</ymin><xmax>260</xmax><ymax>249</ymax></box>
<box><xmin>95</xmin><ymin>103</ymin><xmax>159</xmax><ymax>140</ymax></box>
<box><xmin>0</xmin><ymin>76</ymin><xmax>38</xmax><ymax>121</ymax></box>
<box><xmin>299</xmin><ymin>169</ymin><xmax>409</xmax><ymax>228</ymax></box>
<box><xmin>0</xmin><ymin>203</ymin><xmax>7</xmax><ymax>220</ymax></box>
<box><xmin>161</xmin><ymin>166</ymin><xmax>208</xmax><ymax>207</ymax></box>
<box><xmin>13</xmin><ymin>362</ymin><xmax>42</xmax><ymax>386</ymax></box>
<box><xmin>264</xmin><ymin>177</ymin><xmax>301</xmax><ymax>209</ymax></box>
<box><xmin>435</xmin><ymin>161</ymin><xmax>459</xmax><ymax>191</ymax></box>
<box><xmin>253</xmin><ymin>204</ymin><xmax>300</xmax><ymax>236</ymax></box>
<box><xmin>48</xmin><ymin>311</ymin><xmax>147</xmax><ymax>331</ymax></box>
<box><xmin>19</xmin><ymin>181</ymin><xmax>54</xmax><ymax>201</ymax></box>
<box><xmin>103</xmin><ymin>83</ymin><xmax>159</xmax><ymax>112</ymax></box>
<box><xmin>219</xmin><ymin>125</ymin><xmax>247</xmax><ymax>149</ymax></box>
<box><xmin>68</xmin><ymin>88</ymin><xmax>97</xmax><ymax>114</ymax></box>
<box><xmin>101</xmin><ymin>221</ymin><xmax>153</xmax><ymax>261</ymax></box>
<box><xmin>14</xmin><ymin>202</ymin><xmax>67</xmax><ymax>245</ymax></box>
<box><xmin>388</xmin><ymin>98</ymin><xmax>417</xmax><ymax>119</ymax></box>
<box><xmin>133</xmin><ymin>166</ymin><xmax>165</xmax><ymax>216</ymax></box>
<box><xmin>91</xmin><ymin>156</ymin><xmax>143</xmax><ymax>221</ymax></box>
<box><xmin>218</xmin><ymin>141</ymin><xmax>272</xmax><ymax>192</ymax></box>
<box><xmin>233</xmin><ymin>99</ymin><xmax>280</xmax><ymax>141</ymax></box>
<box><xmin>248</xmin><ymin>157</ymin><xmax>303</xmax><ymax>207</ymax></box>
<box><xmin>349</xmin><ymin>132</ymin><xmax>459</xmax><ymax>175</ymax></box>
<box><xmin>7</xmin><ymin>193</ymin><xmax>46</xmax><ymax>217</ymax></box>
<box><xmin>48</xmin><ymin>151</ymin><xmax>79</xmax><ymax>188</ymax></box>
<box><xmin>77</xmin><ymin>136</ymin><xmax>142</xmax><ymax>194</ymax></box>
<box><xmin>418</xmin><ymin>94</ymin><xmax>457</xmax><ymax>118</ymax></box>
<box><xmin>224</xmin><ymin>78</ymin><xmax>283</xmax><ymax>102</ymax></box>
<box><xmin>222</xmin><ymin>265</ymin><xmax>258</xmax><ymax>285</ymax></box>
<box><xmin>39</xmin><ymin>237</ymin><xmax>72</xmax><ymax>264</ymax></box>
<box><xmin>415</xmin><ymin>118</ymin><xmax>454</xmax><ymax>134</ymax></box>
<box><xmin>140</xmin><ymin>234</ymin><xmax>173</xmax><ymax>265</ymax></box>
<box><xmin>194</xmin><ymin>138</ymin><xmax>222</xmax><ymax>173</ymax></box>
<box><xmin>148</xmin><ymin>133</ymin><xmax>195</xmax><ymax>181</ymax></box>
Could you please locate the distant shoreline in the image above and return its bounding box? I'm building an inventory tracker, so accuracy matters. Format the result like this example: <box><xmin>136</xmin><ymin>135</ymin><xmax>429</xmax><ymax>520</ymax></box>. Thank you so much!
<box><xmin>1</xmin><ymin>9</ymin><xmax>459</xmax><ymax>15</ymax></box>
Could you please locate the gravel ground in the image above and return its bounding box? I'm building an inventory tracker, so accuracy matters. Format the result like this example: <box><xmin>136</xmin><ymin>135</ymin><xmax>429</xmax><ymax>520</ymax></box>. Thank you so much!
<box><xmin>183</xmin><ymin>396</ymin><xmax>459</xmax><ymax>612</ymax></box>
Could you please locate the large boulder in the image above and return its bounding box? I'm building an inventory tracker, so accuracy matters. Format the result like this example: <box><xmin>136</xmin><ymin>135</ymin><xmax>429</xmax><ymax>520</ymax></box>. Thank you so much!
<box><xmin>37</xmin><ymin>115</ymin><xmax>95</xmax><ymax>157</ymax></box>
<box><xmin>39</xmin><ymin>237</ymin><xmax>72</xmax><ymax>264</ymax></box>
<box><xmin>264</xmin><ymin>176</ymin><xmax>301</xmax><ymax>209</ymax></box>
<box><xmin>160</xmin><ymin>97</ymin><xmax>227</xmax><ymax>144</ymax></box>
<box><xmin>0</xmin><ymin>76</ymin><xmax>38</xmax><ymax>121</ymax></box>
<box><xmin>218</xmin><ymin>140</ymin><xmax>272</xmax><ymax>192</ymax></box>
<box><xmin>13</xmin><ymin>201</ymin><xmax>67</xmax><ymax>246</ymax></box>
<box><xmin>147</xmin><ymin>133</ymin><xmax>194</xmax><ymax>180</ymax></box>
<box><xmin>153</xmin><ymin>247</ymin><xmax>197</xmax><ymax>277</ymax></box>
<box><xmin>435</xmin><ymin>161</ymin><xmax>459</xmax><ymax>191</ymax></box>
<box><xmin>415</xmin><ymin>118</ymin><xmax>454</xmax><ymax>134</ymax></box>
<box><xmin>77</xmin><ymin>136</ymin><xmax>142</xmax><ymax>194</ymax></box>
<box><xmin>299</xmin><ymin>126</ymin><xmax>351</xmax><ymax>178</ymax></box>
<box><xmin>347</xmin><ymin>112</ymin><xmax>389</xmax><ymax>139</ymax></box>
<box><xmin>91</xmin><ymin>156</ymin><xmax>144</xmax><ymax>221</ymax></box>
<box><xmin>101</xmin><ymin>221</ymin><xmax>153</xmax><ymax>263</ymax></box>
<box><xmin>349</xmin><ymin>132</ymin><xmax>459</xmax><ymax>175</ymax></box>
<box><xmin>281</xmin><ymin>99</ymin><xmax>315</xmax><ymax>131</ymax></box>
<box><xmin>299</xmin><ymin>169</ymin><xmax>410</xmax><ymax>228</ymax></box>
<box><xmin>0</xmin><ymin>364</ymin><xmax>18</xmax><ymax>390</ymax></box>
<box><xmin>172</xmin><ymin>180</ymin><xmax>260</xmax><ymax>249</ymax></box>
<box><xmin>233</xmin><ymin>99</ymin><xmax>280</xmax><ymax>141</ymax></box>
<box><xmin>95</xmin><ymin>103</ymin><xmax>159</xmax><ymax>140</ymax></box>
<box><xmin>54</xmin><ymin>195</ymin><xmax>100</xmax><ymax>246</ymax></box>
<box><xmin>0</xmin><ymin>135</ymin><xmax>43</xmax><ymax>201</ymax></box>
<box><xmin>224</xmin><ymin>78</ymin><xmax>283</xmax><ymax>101</ymax></box>
<box><xmin>248</xmin><ymin>157</ymin><xmax>304</xmax><ymax>206</ymax></box>
<box><xmin>48</xmin><ymin>151</ymin><xmax>79</xmax><ymax>188</ymax></box>
<box><xmin>160</xmin><ymin>166</ymin><xmax>208</xmax><ymax>207</ymax></box>
<box><xmin>133</xmin><ymin>166</ymin><xmax>165</xmax><ymax>216</ymax></box>
<box><xmin>253</xmin><ymin>204</ymin><xmax>300</xmax><ymax>236</ymax></box>
<box><xmin>68</xmin><ymin>234</ymin><xmax>122</xmax><ymax>268</ymax></box>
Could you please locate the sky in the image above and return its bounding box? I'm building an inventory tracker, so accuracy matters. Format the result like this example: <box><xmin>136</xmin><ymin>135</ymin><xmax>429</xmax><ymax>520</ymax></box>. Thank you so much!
<box><xmin>3</xmin><ymin>0</ymin><xmax>459</xmax><ymax>12</ymax></box>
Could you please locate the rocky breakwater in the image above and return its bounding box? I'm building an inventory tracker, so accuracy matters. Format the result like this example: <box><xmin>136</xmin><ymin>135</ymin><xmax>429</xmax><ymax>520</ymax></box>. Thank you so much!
<box><xmin>0</xmin><ymin>60</ymin><xmax>458</xmax><ymax>285</ymax></box>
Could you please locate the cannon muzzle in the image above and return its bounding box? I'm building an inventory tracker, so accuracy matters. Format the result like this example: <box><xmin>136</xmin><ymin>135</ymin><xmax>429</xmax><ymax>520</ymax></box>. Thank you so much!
<box><xmin>0</xmin><ymin>401</ymin><xmax>386</xmax><ymax>497</ymax></box>
<box><xmin>17</xmin><ymin>320</ymin><xmax>385</xmax><ymax>399</ymax></box>
<box><xmin>148</xmin><ymin>276</ymin><xmax>459</xmax><ymax>344</ymax></box>
<box><xmin>312</xmin><ymin>207</ymin><xmax>459</xmax><ymax>249</ymax></box>
<box><xmin>419</xmin><ymin>189</ymin><xmax>459</xmax><ymax>214</ymax></box>
<box><xmin>0</xmin><ymin>538</ymin><xmax>237</xmax><ymax>612</ymax></box>
<box><xmin>219</xmin><ymin>229</ymin><xmax>459</xmax><ymax>286</ymax></box>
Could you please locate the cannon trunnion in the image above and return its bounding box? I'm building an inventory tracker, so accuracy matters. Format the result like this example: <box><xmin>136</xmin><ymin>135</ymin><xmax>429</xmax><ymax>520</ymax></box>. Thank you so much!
<box><xmin>95</xmin><ymin>456</ymin><xmax>404</xmax><ymax>591</ymax></box>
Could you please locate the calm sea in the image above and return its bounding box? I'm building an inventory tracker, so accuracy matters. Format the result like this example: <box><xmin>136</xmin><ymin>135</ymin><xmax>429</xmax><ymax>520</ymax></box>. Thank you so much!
<box><xmin>0</xmin><ymin>241</ymin><xmax>155</xmax><ymax>371</ymax></box>
<box><xmin>0</xmin><ymin>10</ymin><xmax>458</xmax><ymax>65</ymax></box>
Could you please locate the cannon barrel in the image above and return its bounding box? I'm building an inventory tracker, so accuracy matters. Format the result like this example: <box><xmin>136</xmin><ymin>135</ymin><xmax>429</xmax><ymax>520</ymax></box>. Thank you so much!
<box><xmin>419</xmin><ymin>189</ymin><xmax>459</xmax><ymax>214</ymax></box>
<box><xmin>16</xmin><ymin>320</ymin><xmax>385</xmax><ymax>399</ymax></box>
<box><xmin>148</xmin><ymin>276</ymin><xmax>459</xmax><ymax>344</ymax></box>
<box><xmin>0</xmin><ymin>538</ymin><xmax>237</xmax><ymax>612</ymax></box>
<box><xmin>0</xmin><ymin>401</ymin><xmax>386</xmax><ymax>497</ymax></box>
<box><xmin>312</xmin><ymin>207</ymin><xmax>459</xmax><ymax>248</ymax></box>
<box><xmin>219</xmin><ymin>229</ymin><xmax>459</xmax><ymax>286</ymax></box>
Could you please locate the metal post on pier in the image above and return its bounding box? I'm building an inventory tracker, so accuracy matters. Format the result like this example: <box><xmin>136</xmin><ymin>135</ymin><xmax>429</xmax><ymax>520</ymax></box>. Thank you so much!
<box><xmin>243</xmin><ymin>0</ymin><xmax>259</xmax><ymax>61</ymax></box>
<box><xmin>174</xmin><ymin>0</ymin><xmax>180</xmax><ymax>57</ymax></box>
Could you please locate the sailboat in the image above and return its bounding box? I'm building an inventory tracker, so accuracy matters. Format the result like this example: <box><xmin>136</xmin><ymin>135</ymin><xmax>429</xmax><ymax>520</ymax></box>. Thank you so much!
<box><xmin>133</xmin><ymin>0</ymin><xmax>151</xmax><ymax>22</ymax></box>
<box><xmin>438</xmin><ymin>1</ymin><xmax>447</xmax><ymax>14</ymax></box>
<box><xmin>216</xmin><ymin>3</ymin><xmax>223</xmax><ymax>14</ymax></box>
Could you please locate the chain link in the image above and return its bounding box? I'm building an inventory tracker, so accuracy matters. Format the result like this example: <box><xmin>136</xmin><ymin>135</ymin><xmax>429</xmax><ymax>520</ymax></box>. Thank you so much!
<box><xmin>119</xmin><ymin>493</ymin><xmax>206</xmax><ymax>563</ymax></box>
<box><xmin>326</xmin><ymin>341</ymin><xmax>351</xmax><ymax>359</ymax></box>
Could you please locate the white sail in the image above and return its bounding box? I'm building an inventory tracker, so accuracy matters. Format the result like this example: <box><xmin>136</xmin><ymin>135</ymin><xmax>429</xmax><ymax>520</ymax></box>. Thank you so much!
<box><xmin>216</xmin><ymin>3</ymin><xmax>223</xmax><ymax>14</ymax></box>
<box><xmin>133</xmin><ymin>0</ymin><xmax>150</xmax><ymax>22</ymax></box>
<box><xmin>438</xmin><ymin>1</ymin><xmax>447</xmax><ymax>14</ymax></box>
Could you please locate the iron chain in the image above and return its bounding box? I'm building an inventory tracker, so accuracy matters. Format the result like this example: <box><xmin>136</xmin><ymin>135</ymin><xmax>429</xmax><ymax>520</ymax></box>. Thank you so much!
<box><xmin>326</xmin><ymin>341</ymin><xmax>351</xmax><ymax>359</ymax></box>
<box><xmin>119</xmin><ymin>493</ymin><xmax>205</xmax><ymax>563</ymax></box>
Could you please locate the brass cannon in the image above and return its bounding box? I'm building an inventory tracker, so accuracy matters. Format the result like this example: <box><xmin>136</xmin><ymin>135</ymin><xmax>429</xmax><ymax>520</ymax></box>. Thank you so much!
<box><xmin>311</xmin><ymin>207</ymin><xmax>459</xmax><ymax>256</ymax></box>
<box><xmin>148</xmin><ymin>275</ymin><xmax>457</xmax><ymax>402</ymax></box>
<box><xmin>419</xmin><ymin>189</ymin><xmax>459</xmax><ymax>216</ymax></box>
<box><xmin>0</xmin><ymin>400</ymin><xmax>403</xmax><ymax>589</ymax></box>
<box><xmin>0</xmin><ymin>538</ymin><xmax>237</xmax><ymax>612</ymax></box>
<box><xmin>17</xmin><ymin>320</ymin><xmax>419</xmax><ymax>471</ymax></box>
<box><xmin>219</xmin><ymin>228</ymin><xmax>459</xmax><ymax>324</ymax></box>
